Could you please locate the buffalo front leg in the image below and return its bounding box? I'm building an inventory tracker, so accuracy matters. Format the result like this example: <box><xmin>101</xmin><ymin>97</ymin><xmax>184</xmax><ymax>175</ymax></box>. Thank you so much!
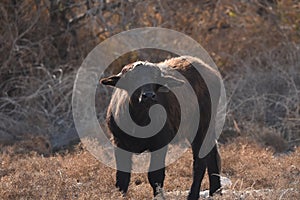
<box><xmin>115</xmin><ymin>147</ymin><xmax>132</xmax><ymax>195</ymax></box>
<box><xmin>148</xmin><ymin>146</ymin><xmax>167</xmax><ymax>197</ymax></box>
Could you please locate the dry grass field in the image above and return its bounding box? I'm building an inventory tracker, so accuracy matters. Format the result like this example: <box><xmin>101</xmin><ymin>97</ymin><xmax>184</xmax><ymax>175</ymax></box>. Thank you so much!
<box><xmin>0</xmin><ymin>0</ymin><xmax>300</xmax><ymax>199</ymax></box>
<box><xmin>0</xmin><ymin>137</ymin><xmax>299</xmax><ymax>199</ymax></box>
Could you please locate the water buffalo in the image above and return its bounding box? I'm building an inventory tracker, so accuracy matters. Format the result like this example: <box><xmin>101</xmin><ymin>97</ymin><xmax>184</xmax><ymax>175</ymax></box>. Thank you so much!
<box><xmin>100</xmin><ymin>56</ymin><xmax>222</xmax><ymax>200</ymax></box>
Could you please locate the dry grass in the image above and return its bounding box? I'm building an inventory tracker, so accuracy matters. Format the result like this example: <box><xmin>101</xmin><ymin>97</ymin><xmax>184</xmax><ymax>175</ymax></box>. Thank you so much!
<box><xmin>0</xmin><ymin>137</ymin><xmax>299</xmax><ymax>199</ymax></box>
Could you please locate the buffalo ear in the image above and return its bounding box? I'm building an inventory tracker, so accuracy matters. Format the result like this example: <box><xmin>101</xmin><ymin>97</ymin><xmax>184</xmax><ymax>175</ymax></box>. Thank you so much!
<box><xmin>99</xmin><ymin>74</ymin><xmax>121</xmax><ymax>87</ymax></box>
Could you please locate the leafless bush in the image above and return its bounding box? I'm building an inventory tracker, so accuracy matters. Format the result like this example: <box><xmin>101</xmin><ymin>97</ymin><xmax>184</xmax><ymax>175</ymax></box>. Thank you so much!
<box><xmin>225</xmin><ymin>43</ymin><xmax>300</xmax><ymax>148</ymax></box>
<box><xmin>0</xmin><ymin>0</ymin><xmax>299</xmax><ymax>151</ymax></box>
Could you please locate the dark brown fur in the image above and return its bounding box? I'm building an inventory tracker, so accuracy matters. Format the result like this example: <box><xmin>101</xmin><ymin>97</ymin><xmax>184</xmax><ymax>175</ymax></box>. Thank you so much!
<box><xmin>100</xmin><ymin>56</ymin><xmax>222</xmax><ymax>200</ymax></box>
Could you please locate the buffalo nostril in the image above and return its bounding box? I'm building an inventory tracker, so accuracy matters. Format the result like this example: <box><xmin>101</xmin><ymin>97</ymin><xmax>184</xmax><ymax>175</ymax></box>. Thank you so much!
<box><xmin>141</xmin><ymin>92</ymin><xmax>156</xmax><ymax>101</ymax></box>
<box><xmin>151</xmin><ymin>93</ymin><xmax>156</xmax><ymax>100</ymax></box>
<box><xmin>142</xmin><ymin>93</ymin><xmax>148</xmax><ymax>99</ymax></box>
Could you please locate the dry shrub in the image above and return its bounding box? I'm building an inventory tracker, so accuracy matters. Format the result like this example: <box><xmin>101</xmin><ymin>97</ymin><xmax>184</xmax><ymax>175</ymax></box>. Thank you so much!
<box><xmin>0</xmin><ymin>1</ymin><xmax>80</xmax><ymax>148</ymax></box>
<box><xmin>0</xmin><ymin>0</ymin><xmax>299</xmax><ymax>151</ymax></box>
<box><xmin>225</xmin><ymin>43</ymin><xmax>300</xmax><ymax>149</ymax></box>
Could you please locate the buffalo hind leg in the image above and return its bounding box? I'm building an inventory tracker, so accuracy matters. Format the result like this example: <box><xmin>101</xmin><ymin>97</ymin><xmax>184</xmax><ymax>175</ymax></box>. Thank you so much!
<box><xmin>188</xmin><ymin>145</ymin><xmax>207</xmax><ymax>200</ymax></box>
<box><xmin>207</xmin><ymin>145</ymin><xmax>221</xmax><ymax>196</ymax></box>
<box><xmin>148</xmin><ymin>146</ymin><xmax>167</xmax><ymax>197</ymax></box>
<box><xmin>115</xmin><ymin>147</ymin><xmax>132</xmax><ymax>195</ymax></box>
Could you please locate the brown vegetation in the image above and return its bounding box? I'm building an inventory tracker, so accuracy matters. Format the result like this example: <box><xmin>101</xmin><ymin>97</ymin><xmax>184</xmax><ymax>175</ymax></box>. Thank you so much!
<box><xmin>0</xmin><ymin>0</ymin><xmax>299</xmax><ymax>148</ymax></box>
<box><xmin>0</xmin><ymin>0</ymin><xmax>300</xmax><ymax>199</ymax></box>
